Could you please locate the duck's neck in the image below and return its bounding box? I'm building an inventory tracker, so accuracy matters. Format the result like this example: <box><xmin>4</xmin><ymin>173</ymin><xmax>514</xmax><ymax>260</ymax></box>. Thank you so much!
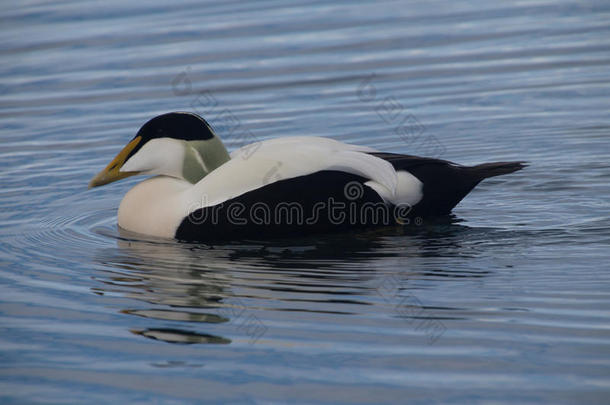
<box><xmin>182</xmin><ymin>137</ymin><xmax>231</xmax><ymax>183</ymax></box>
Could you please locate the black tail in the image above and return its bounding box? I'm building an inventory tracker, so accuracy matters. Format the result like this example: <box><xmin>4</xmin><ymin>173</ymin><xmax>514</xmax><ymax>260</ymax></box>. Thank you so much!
<box><xmin>468</xmin><ymin>161</ymin><xmax>528</xmax><ymax>180</ymax></box>
<box><xmin>369</xmin><ymin>153</ymin><xmax>527</xmax><ymax>216</ymax></box>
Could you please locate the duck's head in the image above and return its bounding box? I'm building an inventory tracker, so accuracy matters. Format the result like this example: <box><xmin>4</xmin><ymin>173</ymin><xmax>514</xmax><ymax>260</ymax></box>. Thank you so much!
<box><xmin>89</xmin><ymin>112</ymin><xmax>230</xmax><ymax>188</ymax></box>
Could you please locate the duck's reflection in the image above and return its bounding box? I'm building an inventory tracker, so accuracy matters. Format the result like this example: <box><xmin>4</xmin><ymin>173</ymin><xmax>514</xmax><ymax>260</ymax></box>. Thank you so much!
<box><xmin>131</xmin><ymin>328</ymin><xmax>231</xmax><ymax>344</ymax></box>
<box><xmin>93</xmin><ymin>218</ymin><xmax>492</xmax><ymax>344</ymax></box>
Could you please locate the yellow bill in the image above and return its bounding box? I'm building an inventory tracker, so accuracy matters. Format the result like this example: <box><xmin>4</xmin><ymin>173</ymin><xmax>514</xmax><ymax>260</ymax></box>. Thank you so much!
<box><xmin>88</xmin><ymin>136</ymin><xmax>142</xmax><ymax>188</ymax></box>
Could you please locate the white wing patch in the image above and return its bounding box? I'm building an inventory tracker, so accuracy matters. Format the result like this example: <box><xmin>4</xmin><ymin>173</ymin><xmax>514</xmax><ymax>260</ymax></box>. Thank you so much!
<box><xmin>365</xmin><ymin>171</ymin><xmax>423</xmax><ymax>206</ymax></box>
<box><xmin>326</xmin><ymin>150</ymin><xmax>397</xmax><ymax>194</ymax></box>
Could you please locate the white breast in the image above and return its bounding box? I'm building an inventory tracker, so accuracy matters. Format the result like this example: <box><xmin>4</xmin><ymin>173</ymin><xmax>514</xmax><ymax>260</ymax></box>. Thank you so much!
<box><xmin>118</xmin><ymin>176</ymin><xmax>192</xmax><ymax>238</ymax></box>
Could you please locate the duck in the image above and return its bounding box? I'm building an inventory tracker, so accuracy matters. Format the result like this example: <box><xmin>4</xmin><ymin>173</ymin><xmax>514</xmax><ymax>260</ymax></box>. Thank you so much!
<box><xmin>89</xmin><ymin>112</ymin><xmax>526</xmax><ymax>241</ymax></box>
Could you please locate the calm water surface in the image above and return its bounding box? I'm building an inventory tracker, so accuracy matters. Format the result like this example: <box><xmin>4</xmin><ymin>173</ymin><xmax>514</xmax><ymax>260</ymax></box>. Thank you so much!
<box><xmin>1</xmin><ymin>1</ymin><xmax>610</xmax><ymax>403</ymax></box>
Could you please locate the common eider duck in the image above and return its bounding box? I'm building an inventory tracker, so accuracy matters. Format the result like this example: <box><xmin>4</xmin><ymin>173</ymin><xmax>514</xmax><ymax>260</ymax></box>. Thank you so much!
<box><xmin>89</xmin><ymin>112</ymin><xmax>526</xmax><ymax>241</ymax></box>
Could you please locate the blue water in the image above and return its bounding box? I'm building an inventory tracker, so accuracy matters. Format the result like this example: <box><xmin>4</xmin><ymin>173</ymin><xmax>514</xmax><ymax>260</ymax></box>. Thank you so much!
<box><xmin>1</xmin><ymin>1</ymin><xmax>610</xmax><ymax>403</ymax></box>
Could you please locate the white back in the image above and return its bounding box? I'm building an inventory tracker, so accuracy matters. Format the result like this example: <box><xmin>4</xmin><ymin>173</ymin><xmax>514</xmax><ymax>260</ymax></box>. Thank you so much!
<box><xmin>188</xmin><ymin>137</ymin><xmax>398</xmax><ymax>210</ymax></box>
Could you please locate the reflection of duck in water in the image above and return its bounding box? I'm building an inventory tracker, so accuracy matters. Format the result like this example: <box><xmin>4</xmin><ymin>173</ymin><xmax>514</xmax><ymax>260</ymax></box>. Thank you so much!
<box><xmin>95</xmin><ymin>237</ymin><xmax>238</xmax><ymax>344</ymax></box>
<box><xmin>89</xmin><ymin>112</ymin><xmax>526</xmax><ymax>241</ymax></box>
<box><xmin>94</xmin><ymin>226</ymin><xmax>494</xmax><ymax>344</ymax></box>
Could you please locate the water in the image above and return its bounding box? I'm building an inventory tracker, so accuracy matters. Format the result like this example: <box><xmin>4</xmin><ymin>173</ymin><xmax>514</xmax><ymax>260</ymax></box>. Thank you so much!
<box><xmin>1</xmin><ymin>0</ymin><xmax>610</xmax><ymax>403</ymax></box>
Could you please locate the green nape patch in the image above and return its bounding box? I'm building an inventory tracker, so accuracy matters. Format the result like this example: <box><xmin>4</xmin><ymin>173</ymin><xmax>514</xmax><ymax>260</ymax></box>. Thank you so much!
<box><xmin>182</xmin><ymin>138</ymin><xmax>231</xmax><ymax>184</ymax></box>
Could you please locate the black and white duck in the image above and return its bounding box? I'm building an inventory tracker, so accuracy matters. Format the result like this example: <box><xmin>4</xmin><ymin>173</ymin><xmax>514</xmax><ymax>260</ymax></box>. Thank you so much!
<box><xmin>89</xmin><ymin>112</ymin><xmax>526</xmax><ymax>241</ymax></box>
